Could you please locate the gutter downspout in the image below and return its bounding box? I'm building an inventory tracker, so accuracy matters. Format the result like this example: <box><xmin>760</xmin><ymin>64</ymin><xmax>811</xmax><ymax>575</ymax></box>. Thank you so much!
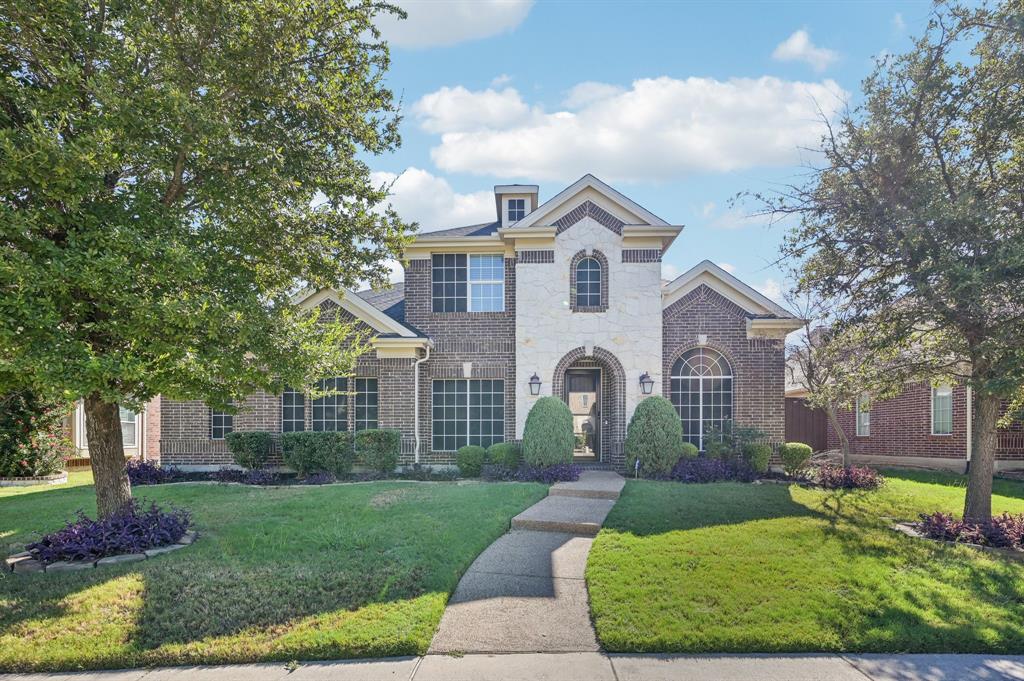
<box><xmin>413</xmin><ymin>345</ymin><xmax>431</xmax><ymax>465</ymax></box>
<box><xmin>965</xmin><ymin>385</ymin><xmax>973</xmax><ymax>474</ymax></box>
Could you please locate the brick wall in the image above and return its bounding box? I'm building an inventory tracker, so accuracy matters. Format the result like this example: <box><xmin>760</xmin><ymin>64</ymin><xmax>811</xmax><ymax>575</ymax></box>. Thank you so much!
<box><xmin>144</xmin><ymin>396</ymin><xmax>161</xmax><ymax>462</ymax></box>
<box><xmin>662</xmin><ymin>284</ymin><xmax>786</xmax><ymax>444</ymax></box>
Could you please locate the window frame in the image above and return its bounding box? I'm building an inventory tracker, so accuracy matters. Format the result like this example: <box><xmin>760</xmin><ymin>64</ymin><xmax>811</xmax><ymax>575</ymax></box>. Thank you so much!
<box><xmin>468</xmin><ymin>254</ymin><xmax>505</xmax><ymax>312</ymax></box>
<box><xmin>211</xmin><ymin>406</ymin><xmax>234</xmax><ymax>440</ymax></box>
<box><xmin>856</xmin><ymin>393</ymin><xmax>871</xmax><ymax>437</ymax></box>
<box><xmin>575</xmin><ymin>256</ymin><xmax>602</xmax><ymax>308</ymax></box>
<box><xmin>282</xmin><ymin>386</ymin><xmax>306</xmax><ymax>432</ymax></box>
<box><xmin>669</xmin><ymin>348</ymin><xmax>733</xmax><ymax>452</ymax></box>
<box><xmin>431</xmin><ymin>379</ymin><xmax>505</xmax><ymax>452</ymax></box>
<box><xmin>431</xmin><ymin>253</ymin><xmax>504</xmax><ymax>313</ymax></box>
<box><xmin>507</xmin><ymin>198</ymin><xmax>526</xmax><ymax>222</ymax></box>
<box><xmin>355</xmin><ymin>377</ymin><xmax>379</xmax><ymax>431</ymax></box>
<box><xmin>311</xmin><ymin>377</ymin><xmax>349</xmax><ymax>432</ymax></box>
<box><xmin>931</xmin><ymin>384</ymin><xmax>953</xmax><ymax>436</ymax></box>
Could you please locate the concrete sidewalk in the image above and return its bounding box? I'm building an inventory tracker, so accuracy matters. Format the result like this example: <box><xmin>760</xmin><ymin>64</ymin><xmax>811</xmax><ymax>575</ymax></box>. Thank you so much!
<box><xmin>5</xmin><ymin>653</ymin><xmax>1024</xmax><ymax>681</ymax></box>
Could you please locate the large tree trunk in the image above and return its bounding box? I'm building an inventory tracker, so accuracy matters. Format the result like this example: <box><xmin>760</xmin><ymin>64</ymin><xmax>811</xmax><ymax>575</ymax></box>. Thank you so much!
<box><xmin>84</xmin><ymin>393</ymin><xmax>132</xmax><ymax>518</ymax></box>
<box><xmin>825</xmin><ymin>404</ymin><xmax>852</xmax><ymax>467</ymax></box>
<box><xmin>964</xmin><ymin>391</ymin><xmax>1000</xmax><ymax>523</ymax></box>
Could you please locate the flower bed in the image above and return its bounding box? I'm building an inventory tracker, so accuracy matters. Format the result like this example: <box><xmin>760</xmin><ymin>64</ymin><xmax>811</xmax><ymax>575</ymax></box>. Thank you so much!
<box><xmin>0</xmin><ymin>471</ymin><xmax>68</xmax><ymax>487</ymax></box>
<box><xmin>481</xmin><ymin>463</ymin><xmax>582</xmax><ymax>483</ymax></box>
<box><xmin>813</xmin><ymin>465</ymin><xmax>885</xmax><ymax>490</ymax></box>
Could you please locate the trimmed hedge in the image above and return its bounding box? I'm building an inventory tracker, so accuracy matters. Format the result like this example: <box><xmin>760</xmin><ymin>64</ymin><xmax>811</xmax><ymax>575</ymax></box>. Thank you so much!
<box><xmin>779</xmin><ymin>441</ymin><xmax>813</xmax><ymax>476</ymax></box>
<box><xmin>487</xmin><ymin>442</ymin><xmax>521</xmax><ymax>468</ymax></box>
<box><xmin>522</xmin><ymin>396</ymin><xmax>574</xmax><ymax>466</ymax></box>
<box><xmin>625</xmin><ymin>396</ymin><xmax>685</xmax><ymax>476</ymax></box>
<box><xmin>456</xmin><ymin>445</ymin><xmax>487</xmax><ymax>477</ymax></box>
<box><xmin>742</xmin><ymin>442</ymin><xmax>772</xmax><ymax>474</ymax></box>
<box><xmin>281</xmin><ymin>431</ymin><xmax>354</xmax><ymax>477</ymax></box>
<box><xmin>354</xmin><ymin>428</ymin><xmax>401</xmax><ymax>474</ymax></box>
<box><xmin>680</xmin><ymin>442</ymin><xmax>699</xmax><ymax>459</ymax></box>
<box><xmin>225</xmin><ymin>431</ymin><xmax>273</xmax><ymax>469</ymax></box>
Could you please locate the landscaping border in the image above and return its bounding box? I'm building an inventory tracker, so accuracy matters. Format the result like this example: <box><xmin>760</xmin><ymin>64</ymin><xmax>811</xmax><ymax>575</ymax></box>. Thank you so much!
<box><xmin>0</xmin><ymin>471</ymin><xmax>68</xmax><ymax>487</ymax></box>
<box><xmin>5</xmin><ymin>531</ymin><xmax>198</xmax><ymax>574</ymax></box>
<box><xmin>892</xmin><ymin>522</ymin><xmax>1024</xmax><ymax>563</ymax></box>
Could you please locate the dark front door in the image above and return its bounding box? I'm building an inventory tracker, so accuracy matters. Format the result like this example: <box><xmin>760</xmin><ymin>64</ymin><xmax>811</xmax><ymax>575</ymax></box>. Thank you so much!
<box><xmin>566</xmin><ymin>368</ymin><xmax>600</xmax><ymax>459</ymax></box>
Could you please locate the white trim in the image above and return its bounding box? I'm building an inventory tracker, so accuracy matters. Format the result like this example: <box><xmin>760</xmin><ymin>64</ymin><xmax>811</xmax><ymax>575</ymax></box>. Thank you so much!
<box><xmin>931</xmin><ymin>384</ymin><xmax>954</xmax><ymax>436</ymax></box>
<box><xmin>468</xmin><ymin>253</ymin><xmax>505</xmax><ymax>312</ymax></box>
<box><xmin>292</xmin><ymin>288</ymin><xmax>418</xmax><ymax>338</ymax></box>
<box><xmin>662</xmin><ymin>260</ymin><xmax>798</xmax><ymax>319</ymax></box>
<box><xmin>509</xmin><ymin>174</ymin><xmax>670</xmax><ymax>230</ymax></box>
<box><xmin>74</xmin><ymin>402</ymin><xmax>140</xmax><ymax>450</ymax></box>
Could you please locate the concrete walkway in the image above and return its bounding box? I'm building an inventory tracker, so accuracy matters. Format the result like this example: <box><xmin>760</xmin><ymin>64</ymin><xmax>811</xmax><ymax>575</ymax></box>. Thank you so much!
<box><xmin>7</xmin><ymin>653</ymin><xmax>1024</xmax><ymax>681</ymax></box>
<box><xmin>428</xmin><ymin>471</ymin><xmax>625</xmax><ymax>654</ymax></box>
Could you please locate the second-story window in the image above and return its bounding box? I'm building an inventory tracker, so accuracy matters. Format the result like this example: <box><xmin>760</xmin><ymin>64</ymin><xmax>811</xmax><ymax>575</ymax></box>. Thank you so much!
<box><xmin>432</xmin><ymin>253</ymin><xmax>504</xmax><ymax>313</ymax></box>
<box><xmin>507</xmin><ymin>198</ymin><xmax>525</xmax><ymax>222</ymax></box>
<box><xmin>575</xmin><ymin>257</ymin><xmax>602</xmax><ymax>308</ymax></box>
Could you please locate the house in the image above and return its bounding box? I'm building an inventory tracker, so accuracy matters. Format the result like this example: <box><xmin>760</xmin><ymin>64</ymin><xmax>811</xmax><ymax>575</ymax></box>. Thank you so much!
<box><xmin>66</xmin><ymin>399</ymin><xmax>161</xmax><ymax>465</ymax></box>
<box><xmin>158</xmin><ymin>175</ymin><xmax>804</xmax><ymax>470</ymax></box>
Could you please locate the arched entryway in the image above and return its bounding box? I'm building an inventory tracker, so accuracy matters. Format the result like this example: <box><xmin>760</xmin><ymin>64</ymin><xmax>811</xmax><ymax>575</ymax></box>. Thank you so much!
<box><xmin>552</xmin><ymin>347</ymin><xmax>626</xmax><ymax>465</ymax></box>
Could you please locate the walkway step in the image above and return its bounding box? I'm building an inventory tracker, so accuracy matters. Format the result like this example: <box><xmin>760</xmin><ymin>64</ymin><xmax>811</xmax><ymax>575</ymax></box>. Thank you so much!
<box><xmin>511</xmin><ymin>496</ymin><xmax>616</xmax><ymax>535</ymax></box>
<box><xmin>549</xmin><ymin>471</ymin><xmax>625</xmax><ymax>500</ymax></box>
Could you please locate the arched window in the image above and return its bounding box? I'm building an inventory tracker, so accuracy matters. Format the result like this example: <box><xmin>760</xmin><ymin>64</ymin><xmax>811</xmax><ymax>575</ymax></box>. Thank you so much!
<box><xmin>670</xmin><ymin>348</ymin><xmax>733</xmax><ymax>451</ymax></box>
<box><xmin>575</xmin><ymin>257</ymin><xmax>602</xmax><ymax>308</ymax></box>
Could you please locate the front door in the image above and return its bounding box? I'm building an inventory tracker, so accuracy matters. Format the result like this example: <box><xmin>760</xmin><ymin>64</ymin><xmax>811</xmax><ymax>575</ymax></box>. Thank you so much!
<box><xmin>566</xmin><ymin>368</ymin><xmax>600</xmax><ymax>459</ymax></box>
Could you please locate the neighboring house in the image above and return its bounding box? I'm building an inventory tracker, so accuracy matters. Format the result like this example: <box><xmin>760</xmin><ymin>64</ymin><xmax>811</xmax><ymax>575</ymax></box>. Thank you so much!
<box><xmin>67</xmin><ymin>398</ymin><xmax>161</xmax><ymax>464</ymax></box>
<box><xmin>159</xmin><ymin>175</ymin><xmax>803</xmax><ymax>470</ymax></box>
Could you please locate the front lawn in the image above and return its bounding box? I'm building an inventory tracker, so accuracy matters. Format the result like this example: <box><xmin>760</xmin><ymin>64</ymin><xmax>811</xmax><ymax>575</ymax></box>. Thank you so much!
<box><xmin>587</xmin><ymin>469</ymin><xmax>1024</xmax><ymax>653</ymax></box>
<box><xmin>0</xmin><ymin>473</ymin><xmax>545</xmax><ymax>672</ymax></box>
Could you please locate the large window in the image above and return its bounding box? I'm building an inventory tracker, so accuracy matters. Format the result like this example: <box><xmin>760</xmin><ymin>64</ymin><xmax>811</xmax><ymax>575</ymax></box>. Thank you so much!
<box><xmin>211</xmin><ymin>406</ymin><xmax>233</xmax><ymax>440</ymax></box>
<box><xmin>856</xmin><ymin>394</ymin><xmax>871</xmax><ymax>436</ymax></box>
<box><xmin>575</xmin><ymin>257</ymin><xmax>602</xmax><ymax>308</ymax></box>
<box><xmin>432</xmin><ymin>379</ymin><xmax>504</xmax><ymax>451</ymax></box>
<box><xmin>669</xmin><ymin>348</ymin><xmax>733</xmax><ymax>451</ymax></box>
<box><xmin>932</xmin><ymin>385</ymin><xmax>953</xmax><ymax>435</ymax></box>
<box><xmin>431</xmin><ymin>253</ymin><xmax>504</xmax><ymax>313</ymax></box>
<box><xmin>355</xmin><ymin>378</ymin><xmax>379</xmax><ymax>431</ymax></box>
<box><xmin>507</xmin><ymin>198</ymin><xmax>526</xmax><ymax>222</ymax></box>
<box><xmin>312</xmin><ymin>377</ymin><xmax>348</xmax><ymax>432</ymax></box>
<box><xmin>282</xmin><ymin>386</ymin><xmax>305</xmax><ymax>432</ymax></box>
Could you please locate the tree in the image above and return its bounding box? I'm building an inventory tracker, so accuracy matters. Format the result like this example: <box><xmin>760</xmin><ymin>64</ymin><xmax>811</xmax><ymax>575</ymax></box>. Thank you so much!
<box><xmin>0</xmin><ymin>0</ymin><xmax>411</xmax><ymax>517</ymax></box>
<box><xmin>765</xmin><ymin>2</ymin><xmax>1024</xmax><ymax>522</ymax></box>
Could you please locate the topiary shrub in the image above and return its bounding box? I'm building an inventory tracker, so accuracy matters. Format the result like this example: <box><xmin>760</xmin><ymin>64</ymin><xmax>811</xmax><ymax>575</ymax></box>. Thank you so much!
<box><xmin>225</xmin><ymin>431</ymin><xmax>273</xmax><ymax>470</ymax></box>
<box><xmin>742</xmin><ymin>442</ymin><xmax>772</xmax><ymax>474</ymax></box>
<box><xmin>779</xmin><ymin>442</ymin><xmax>813</xmax><ymax>477</ymax></box>
<box><xmin>487</xmin><ymin>442</ymin><xmax>521</xmax><ymax>468</ymax></box>
<box><xmin>355</xmin><ymin>428</ymin><xmax>401</xmax><ymax>474</ymax></box>
<box><xmin>680</xmin><ymin>442</ymin><xmax>699</xmax><ymax>459</ymax></box>
<box><xmin>625</xmin><ymin>396</ymin><xmax>685</xmax><ymax>476</ymax></box>
<box><xmin>521</xmin><ymin>396</ymin><xmax>574</xmax><ymax>467</ymax></box>
<box><xmin>281</xmin><ymin>431</ymin><xmax>354</xmax><ymax>477</ymax></box>
<box><xmin>456</xmin><ymin>445</ymin><xmax>487</xmax><ymax>477</ymax></box>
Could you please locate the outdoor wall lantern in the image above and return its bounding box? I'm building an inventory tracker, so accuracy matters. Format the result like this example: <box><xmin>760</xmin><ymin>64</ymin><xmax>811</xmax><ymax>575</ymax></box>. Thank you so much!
<box><xmin>528</xmin><ymin>373</ymin><xmax>542</xmax><ymax>396</ymax></box>
<box><xmin>639</xmin><ymin>372</ymin><xmax>655</xmax><ymax>395</ymax></box>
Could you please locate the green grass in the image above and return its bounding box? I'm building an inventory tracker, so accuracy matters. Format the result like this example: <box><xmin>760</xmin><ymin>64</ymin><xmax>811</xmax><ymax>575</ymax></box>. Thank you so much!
<box><xmin>0</xmin><ymin>473</ymin><xmax>546</xmax><ymax>672</ymax></box>
<box><xmin>587</xmin><ymin>469</ymin><xmax>1024</xmax><ymax>654</ymax></box>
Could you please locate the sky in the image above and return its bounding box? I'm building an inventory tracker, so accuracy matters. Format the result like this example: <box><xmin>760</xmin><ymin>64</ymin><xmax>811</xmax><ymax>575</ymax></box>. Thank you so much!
<box><xmin>369</xmin><ymin>0</ymin><xmax>937</xmax><ymax>302</ymax></box>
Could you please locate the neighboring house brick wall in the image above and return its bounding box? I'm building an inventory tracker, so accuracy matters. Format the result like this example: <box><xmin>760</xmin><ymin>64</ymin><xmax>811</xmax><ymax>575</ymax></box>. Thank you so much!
<box><xmin>662</xmin><ymin>284</ymin><xmax>786</xmax><ymax>444</ymax></box>
<box><xmin>144</xmin><ymin>396</ymin><xmax>161</xmax><ymax>462</ymax></box>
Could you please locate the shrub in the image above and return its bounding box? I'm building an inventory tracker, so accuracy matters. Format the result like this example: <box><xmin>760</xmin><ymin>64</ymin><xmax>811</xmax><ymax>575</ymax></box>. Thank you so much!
<box><xmin>779</xmin><ymin>442</ymin><xmax>813</xmax><ymax>476</ymax></box>
<box><xmin>521</xmin><ymin>396</ymin><xmax>574</xmax><ymax>466</ymax></box>
<box><xmin>211</xmin><ymin>467</ymin><xmax>280</xmax><ymax>485</ymax></box>
<box><xmin>456</xmin><ymin>445</ymin><xmax>487</xmax><ymax>477</ymax></box>
<box><xmin>225</xmin><ymin>431</ymin><xmax>273</xmax><ymax>470</ymax></box>
<box><xmin>815</xmin><ymin>465</ymin><xmax>885</xmax><ymax>490</ymax></box>
<box><xmin>670</xmin><ymin>456</ymin><xmax>756</xmax><ymax>484</ymax></box>
<box><xmin>703</xmin><ymin>425</ymin><xmax>733</xmax><ymax>460</ymax></box>
<box><xmin>917</xmin><ymin>511</ymin><xmax>1024</xmax><ymax>549</ymax></box>
<box><xmin>487</xmin><ymin>442</ymin><xmax>521</xmax><ymax>468</ymax></box>
<box><xmin>281</xmin><ymin>431</ymin><xmax>354</xmax><ymax>476</ymax></box>
<box><xmin>26</xmin><ymin>501</ymin><xmax>191</xmax><ymax>564</ymax></box>
<box><xmin>742</xmin><ymin>443</ymin><xmax>772</xmax><ymax>474</ymax></box>
<box><xmin>0</xmin><ymin>390</ymin><xmax>72</xmax><ymax>478</ymax></box>
<box><xmin>680</xmin><ymin>442</ymin><xmax>699</xmax><ymax>459</ymax></box>
<box><xmin>302</xmin><ymin>471</ymin><xmax>336</xmax><ymax>485</ymax></box>
<box><xmin>399</xmin><ymin>464</ymin><xmax>460</xmax><ymax>481</ymax></box>
<box><xmin>126</xmin><ymin>459</ymin><xmax>181</xmax><ymax>486</ymax></box>
<box><xmin>354</xmin><ymin>428</ymin><xmax>401</xmax><ymax>474</ymax></box>
<box><xmin>481</xmin><ymin>463</ymin><xmax>582</xmax><ymax>483</ymax></box>
<box><xmin>625</xmin><ymin>396</ymin><xmax>685</xmax><ymax>476</ymax></box>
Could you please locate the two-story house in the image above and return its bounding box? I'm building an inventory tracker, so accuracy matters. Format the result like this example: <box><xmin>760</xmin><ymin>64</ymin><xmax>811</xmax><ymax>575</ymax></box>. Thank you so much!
<box><xmin>158</xmin><ymin>175</ymin><xmax>803</xmax><ymax>470</ymax></box>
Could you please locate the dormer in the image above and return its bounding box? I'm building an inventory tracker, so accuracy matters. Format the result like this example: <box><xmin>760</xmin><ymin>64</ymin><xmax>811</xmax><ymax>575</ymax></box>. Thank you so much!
<box><xmin>495</xmin><ymin>184</ymin><xmax>539</xmax><ymax>228</ymax></box>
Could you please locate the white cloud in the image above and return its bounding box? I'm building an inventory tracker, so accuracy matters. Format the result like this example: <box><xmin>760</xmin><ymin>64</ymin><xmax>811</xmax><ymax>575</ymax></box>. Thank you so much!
<box><xmin>717</xmin><ymin>262</ymin><xmax>737</xmax><ymax>274</ymax></box>
<box><xmin>416</xmin><ymin>76</ymin><xmax>847</xmax><ymax>182</ymax></box>
<box><xmin>755</xmin><ymin>278</ymin><xmax>784</xmax><ymax>302</ymax></box>
<box><xmin>772</xmin><ymin>30</ymin><xmax>839</xmax><ymax>72</ymax></box>
<box><xmin>377</xmin><ymin>0</ymin><xmax>533</xmax><ymax>49</ymax></box>
<box><xmin>490</xmin><ymin>73</ymin><xmax>512</xmax><ymax>88</ymax></box>
<box><xmin>562</xmin><ymin>81</ymin><xmax>625</xmax><ymax>109</ymax></box>
<box><xmin>701</xmin><ymin>202</ymin><xmax>716</xmax><ymax>217</ymax></box>
<box><xmin>892</xmin><ymin>13</ymin><xmax>906</xmax><ymax>31</ymax></box>
<box><xmin>413</xmin><ymin>86</ymin><xmax>537</xmax><ymax>134</ymax></box>
<box><xmin>662</xmin><ymin>262</ymin><xmax>682</xmax><ymax>281</ymax></box>
<box><xmin>372</xmin><ymin>167</ymin><xmax>494</xmax><ymax>231</ymax></box>
<box><xmin>707</xmin><ymin>207</ymin><xmax>766</xmax><ymax>230</ymax></box>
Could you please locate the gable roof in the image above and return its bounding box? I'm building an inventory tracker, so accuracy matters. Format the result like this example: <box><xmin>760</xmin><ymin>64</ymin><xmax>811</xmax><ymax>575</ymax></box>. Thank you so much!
<box><xmin>292</xmin><ymin>286</ymin><xmax>421</xmax><ymax>338</ymax></box>
<box><xmin>355</xmin><ymin>282</ymin><xmax>405</xmax><ymax>324</ymax></box>
<box><xmin>416</xmin><ymin>222</ymin><xmax>501</xmax><ymax>239</ymax></box>
<box><xmin>662</xmin><ymin>260</ymin><xmax>797</xmax><ymax>319</ymax></box>
<box><xmin>508</xmin><ymin>174</ymin><xmax>671</xmax><ymax>230</ymax></box>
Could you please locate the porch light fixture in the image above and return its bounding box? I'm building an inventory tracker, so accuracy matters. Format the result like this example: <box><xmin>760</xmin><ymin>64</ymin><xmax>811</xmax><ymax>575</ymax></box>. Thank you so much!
<box><xmin>639</xmin><ymin>372</ymin><xmax>655</xmax><ymax>395</ymax></box>
<box><xmin>528</xmin><ymin>373</ymin><xmax>542</xmax><ymax>396</ymax></box>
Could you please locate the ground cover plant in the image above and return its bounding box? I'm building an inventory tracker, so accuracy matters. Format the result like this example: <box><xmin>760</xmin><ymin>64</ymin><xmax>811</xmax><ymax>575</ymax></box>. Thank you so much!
<box><xmin>481</xmin><ymin>463</ymin><xmax>582</xmax><ymax>483</ymax></box>
<box><xmin>917</xmin><ymin>511</ymin><xmax>1024</xmax><ymax>550</ymax></box>
<box><xmin>587</xmin><ymin>468</ymin><xmax>1024</xmax><ymax>653</ymax></box>
<box><xmin>815</xmin><ymin>465</ymin><xmax>885</xmax><ymax>490</ymax></box>
<box><xmin>0</xmin><ymin>472</ymin><xmax>546</xmax><ymax>671</ymax></box>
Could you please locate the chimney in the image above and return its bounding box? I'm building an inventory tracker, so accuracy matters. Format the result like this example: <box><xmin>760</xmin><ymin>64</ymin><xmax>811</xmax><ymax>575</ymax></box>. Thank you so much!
<box><xmin>494</xmin><ymin>184</ymin><xmax>539</xmax><ymax>228</ymax></box>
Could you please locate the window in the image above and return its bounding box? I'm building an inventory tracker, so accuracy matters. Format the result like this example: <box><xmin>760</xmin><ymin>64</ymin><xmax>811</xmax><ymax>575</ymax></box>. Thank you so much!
<box><xmin>932</xmin><ymin>385</ymin><xmax>953</xmax><ymax>435</ymax></box>
<box><xmin>312</xmin><ymin>377</ymin><xmax>348</xmax><ymax>431</ymax></box>
<box><xmin>575</xmin><ymin>257</ymin><xmax>602</xmax><ymax>308</ymax></box>
<box><xmin>282</xmin><ymin>386</ymin><xmax>305</xmax><ymax>432</ymax></box>
<box><xmin>507</xmin><ymin>198</ymin><xmax>525</xmax><ymax>222</ymax></box>
<box><xmin>431</xmin><ymin>253</ymin><xmax>504</xmax><ymax>313</ymax></box>
<box><xmin>355</xmin><ymin>378</ymin><xmax>379</xmax><ymax>431</ymax></box>
<box><xmin>856</xmin><ymin>394</ymin><xmax>871</xmax><ymax>436</ymax></box>
<box><xmin>211</xmin><ymin>406</ymin><xmax>233</xmax><ymax>440</ymax></box>
<box><xmin>669</xmin><ymin>348</ymin><xmax>733</xmax><ymax>451</ymax></box>
<box><xmin>75</xmin><ymin>403</ymin><xmax>139</xmax><ymax>449</ymax></box>
<box><xmin>432</xmin><ymin>379</ymin><xmax>504</xmax><ymax>451</ymax></box>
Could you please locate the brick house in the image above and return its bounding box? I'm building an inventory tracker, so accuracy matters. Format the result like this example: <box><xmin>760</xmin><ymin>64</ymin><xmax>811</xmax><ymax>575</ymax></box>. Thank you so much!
<box><xmin>159</xmin><ymin>175</ymin><xmax>803</xmax><ymax>470</ymax></box>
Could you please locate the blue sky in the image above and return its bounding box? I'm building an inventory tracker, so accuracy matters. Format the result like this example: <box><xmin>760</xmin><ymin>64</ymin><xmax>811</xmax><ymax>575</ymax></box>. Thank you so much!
<box><xmin>371</xmin><ymin>0</ymin><xmax>935</xmax><ymax>300</ymax></box>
